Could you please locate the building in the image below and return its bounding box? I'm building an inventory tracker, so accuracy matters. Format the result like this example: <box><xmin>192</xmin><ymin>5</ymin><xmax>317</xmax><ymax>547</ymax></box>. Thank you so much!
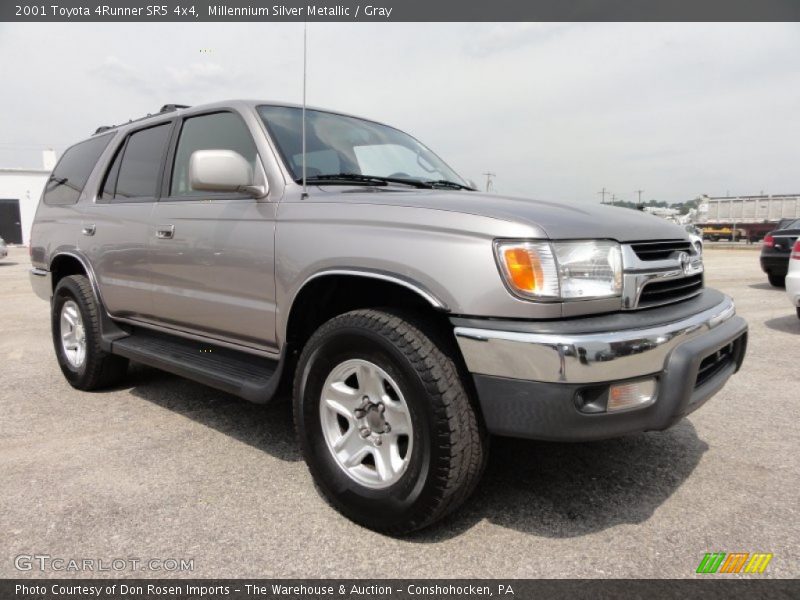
<box><xmin>0</xmin><ymin>150</ymin><xmax>56</xmax><ymax>246</ymax></box>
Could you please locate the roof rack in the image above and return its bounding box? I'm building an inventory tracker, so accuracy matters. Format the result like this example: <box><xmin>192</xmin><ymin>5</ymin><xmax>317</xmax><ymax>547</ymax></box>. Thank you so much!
<box><xmin>160</xmin><ymin>104</ymin><xmax>190</xmax><ymax>113</ymax></box>
<box><xmin>92</xmin><ymin>103</ymin><xmax>192</xmax><ymax>136</ymax></box>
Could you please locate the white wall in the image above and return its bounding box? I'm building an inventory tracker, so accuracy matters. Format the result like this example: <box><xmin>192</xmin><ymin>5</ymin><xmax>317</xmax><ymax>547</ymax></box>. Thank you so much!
<box><xmin>0</xmin><ymin>170</ymin><xmax>49</xmax><ymax>245</ymax></box>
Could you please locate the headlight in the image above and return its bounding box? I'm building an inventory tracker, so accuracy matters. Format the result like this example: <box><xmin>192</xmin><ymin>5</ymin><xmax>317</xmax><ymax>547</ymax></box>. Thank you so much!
<box><xmin>495</xmin><ymin>240</ymin><xmax>622</xmax><ymax>301</ymax></box>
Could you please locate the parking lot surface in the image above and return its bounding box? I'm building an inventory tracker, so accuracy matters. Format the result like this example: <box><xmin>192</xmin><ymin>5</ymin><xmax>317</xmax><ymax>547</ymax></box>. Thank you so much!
<box><xmin>1</xmin><ymin>246</ymin><xmax>797</xmax><ymax>578</ymax></box>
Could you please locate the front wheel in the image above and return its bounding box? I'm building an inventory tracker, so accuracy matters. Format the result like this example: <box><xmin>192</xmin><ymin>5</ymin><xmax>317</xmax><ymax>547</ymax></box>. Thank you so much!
<box><xmin>293</xmin><ymin>309</ymin><xmax>487</xmax><ymax>535</ymax></box>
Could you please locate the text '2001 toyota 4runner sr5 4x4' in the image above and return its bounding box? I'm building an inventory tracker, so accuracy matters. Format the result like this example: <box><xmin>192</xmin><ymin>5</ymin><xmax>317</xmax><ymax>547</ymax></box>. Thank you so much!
<box><xmin>29</xmin><ymin>101</ymin><xmax>748</xmax><ymax>534</ymax></box>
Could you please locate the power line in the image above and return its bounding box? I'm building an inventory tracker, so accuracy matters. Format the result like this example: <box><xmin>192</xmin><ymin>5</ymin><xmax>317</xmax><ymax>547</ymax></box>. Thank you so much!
<box><xmin>482</xmin><ymin>172</ymin><xmax>496</xmax><ymax>193</ymax></box>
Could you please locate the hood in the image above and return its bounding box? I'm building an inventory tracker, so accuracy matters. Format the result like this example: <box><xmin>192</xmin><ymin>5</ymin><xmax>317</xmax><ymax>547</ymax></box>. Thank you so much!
<box><xmin>315</xmin><ymin>187</ymin><xmax>689</xmax><ymax>242</ymax></box>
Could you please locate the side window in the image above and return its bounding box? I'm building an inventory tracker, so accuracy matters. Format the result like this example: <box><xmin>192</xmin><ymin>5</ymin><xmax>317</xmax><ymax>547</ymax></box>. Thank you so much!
<box><xmin>112</xmin><ymin>123</ymin><xmax>172</xmax><ymax>200</ymax></box>
<box><xmin>99</xmin><ymin>143</ymin><xmax>124</xmax><ymax>201</ymax></box>
<box><xmin>43</xmin><ymin>134</ymin><xmax>113</xmax><ymax>205</ymax></box>
<box><xmin>170</xmin><ymin>112</ymin><xmax>257</xmax><ymax>197</ymax></box>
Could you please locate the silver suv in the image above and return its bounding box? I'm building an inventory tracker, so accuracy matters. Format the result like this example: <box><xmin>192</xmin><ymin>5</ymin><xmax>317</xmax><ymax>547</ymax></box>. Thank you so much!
<box><xmin>29</xmin><ymin>100</ymin><xmax>748</xmax><ymax>534</ymax></box>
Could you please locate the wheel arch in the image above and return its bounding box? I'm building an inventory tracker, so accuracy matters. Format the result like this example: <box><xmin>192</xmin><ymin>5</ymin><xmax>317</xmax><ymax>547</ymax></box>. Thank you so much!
<box><xmin>282</xmin><ymin>271</ymin><xmax>450</xmax><ymax>356</ymax></box>
<box><xmin>49</xmin><ymin>250</ymin><xmax>127</xmax><ymax>351</ymax></box>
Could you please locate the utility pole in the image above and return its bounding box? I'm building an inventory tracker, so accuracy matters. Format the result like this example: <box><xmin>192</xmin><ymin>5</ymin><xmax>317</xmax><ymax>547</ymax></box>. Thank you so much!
<box><xmin>610</xmin><ymin>194</ymin><xmax>616</xmax><ymax>206</ymax></box>
<box><xmin>482</xmin><ymin>172</ymin><xmax>496</xmax><ymax>193</ymax></box>
<box><xmin>635</xmin><ymin>189</ymin><xmax>644</xmax><ymax>205</ymax></box>
<box><xmin>598</xmin><ymin>187</ymin><xmax>608</xmax><ymax>204</ymax></box>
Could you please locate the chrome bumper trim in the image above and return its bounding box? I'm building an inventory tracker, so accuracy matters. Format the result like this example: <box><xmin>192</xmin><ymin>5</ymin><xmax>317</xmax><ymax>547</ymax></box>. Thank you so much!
<box><xmin>29</xmin><ymin>267</ymin><xmax>52</xmax><ymax>301</ymax></box>
<box><xmin>454</xmin><ymin>296</ymin><xmax>737</xmax><ymax>384</ymax></box>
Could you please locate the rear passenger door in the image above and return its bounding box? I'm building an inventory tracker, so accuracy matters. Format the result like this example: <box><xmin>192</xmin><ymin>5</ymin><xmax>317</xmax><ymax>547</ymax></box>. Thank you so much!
<box><xmin>147</xmin><ymin>110</ymin><xmax>278</xmax><ymax>352</ymax></box>
<box><xmin>80</xmin><ymin>121</ymin><xmax>173</xmax><ymax>319</ymax></box>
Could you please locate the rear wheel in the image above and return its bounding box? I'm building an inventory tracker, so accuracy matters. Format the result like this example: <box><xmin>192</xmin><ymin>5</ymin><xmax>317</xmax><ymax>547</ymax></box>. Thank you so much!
<box><xmin>293</xmin><ymin>309</ymin><xmax>486</xmax><ymax>534</ymax></box>
<box><xmin>51</xmin><ymin>275</ymin><xmax>128</xmax><ymax>390</ymax></box>
<box><xmin>796</xmin><ymin>307</ymin><xmax>800</xmax><ymax>320</ymax></box>
<box><xmin>768</xmin><ymin>273</ymin><xmax>786</xmax><ymax>287</ymax></box>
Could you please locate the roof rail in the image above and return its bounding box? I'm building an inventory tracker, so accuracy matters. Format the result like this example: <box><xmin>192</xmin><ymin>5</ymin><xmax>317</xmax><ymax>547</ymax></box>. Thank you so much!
<box><xmin>92</xmin><ymin>104</ymin><xmax>191</xmax><ymax>136</ymax></box>
<box><xmin>160</xmin><ymin>104</ymin><xmax>190</xmax><ymax>113</ymax></box>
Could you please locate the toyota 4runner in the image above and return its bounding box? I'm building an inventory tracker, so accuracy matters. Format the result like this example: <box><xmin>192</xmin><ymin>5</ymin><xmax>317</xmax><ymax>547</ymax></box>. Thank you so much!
<box><xmin>29</xmin><ymin>101</ymin><xmax>748</xmax><ymax>534</ymax></box>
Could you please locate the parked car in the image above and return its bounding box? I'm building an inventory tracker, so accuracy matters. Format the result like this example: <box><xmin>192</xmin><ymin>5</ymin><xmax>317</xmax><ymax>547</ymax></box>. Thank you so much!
<box><xmin>760</xmin><ymin>219</ymin><xmax>800</xmax><ymax>287</ymax></box>
<box><xmin>0</xmin><ymin>236</ymin><xmax>7</xmax><ymax>260</ymax></box>
<box><xmin>787</xmin><ymin>240</ymin><xmax>800</xmax><ymax>319</ymax></box>
<box><xmin>28</xmin><ymin>101</ymin><xmax>748</xmax><ymax>534</ymax></box>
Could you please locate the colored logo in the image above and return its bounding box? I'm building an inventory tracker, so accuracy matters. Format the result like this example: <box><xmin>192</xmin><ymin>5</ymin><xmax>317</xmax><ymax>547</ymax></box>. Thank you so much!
<box><xmin>696</xmin><ymin>552</ymin><xmax>773</xmax><ymax>574</ymax></box>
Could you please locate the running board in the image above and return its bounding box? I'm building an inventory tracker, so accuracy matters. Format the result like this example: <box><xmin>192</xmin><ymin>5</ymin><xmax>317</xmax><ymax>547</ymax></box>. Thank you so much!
<box><xmin>111</xmin><ymin>329</ymin><xmax>282</xmax><ymax>404</ymax></box>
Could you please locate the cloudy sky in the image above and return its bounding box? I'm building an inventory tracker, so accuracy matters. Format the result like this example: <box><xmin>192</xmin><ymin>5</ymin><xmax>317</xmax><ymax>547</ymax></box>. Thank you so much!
<box><xmin>1</xmin><ymin>22</ymin><xmax>798</xmax><ymax>203</ymax></box>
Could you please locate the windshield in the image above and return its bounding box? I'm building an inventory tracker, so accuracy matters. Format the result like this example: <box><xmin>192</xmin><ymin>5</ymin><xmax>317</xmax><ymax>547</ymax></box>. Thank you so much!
<box><xmin>257</xmin><ymin>105</ymin><xmax>467</xmax><ymax>187</ymax></box>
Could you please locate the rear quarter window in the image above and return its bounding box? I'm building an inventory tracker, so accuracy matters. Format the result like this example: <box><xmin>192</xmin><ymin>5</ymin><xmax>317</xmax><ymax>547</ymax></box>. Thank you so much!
<box><xmin>43</xmin><ymin>134</ymin><xmax>113</xmax><ymax>205</ymax></box>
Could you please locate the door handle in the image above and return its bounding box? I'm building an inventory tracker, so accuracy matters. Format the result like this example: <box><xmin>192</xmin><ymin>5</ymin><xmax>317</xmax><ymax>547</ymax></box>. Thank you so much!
<box><xmin>81</xmin><ymin>224</ymin><xmax>96</xmax><ymax>236</ymax></box>
<box><xmin>156</xmin><ymin>225</ymin><xmax>175</xmax><ymax>239</ymax></box>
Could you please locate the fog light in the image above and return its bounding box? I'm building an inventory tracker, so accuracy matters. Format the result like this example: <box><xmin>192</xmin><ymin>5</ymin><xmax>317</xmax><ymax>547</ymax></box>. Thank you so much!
<box><xmin>607</xmin><ymin>378</ymin><xmax>657</xmax><ymax>412</ymax></box>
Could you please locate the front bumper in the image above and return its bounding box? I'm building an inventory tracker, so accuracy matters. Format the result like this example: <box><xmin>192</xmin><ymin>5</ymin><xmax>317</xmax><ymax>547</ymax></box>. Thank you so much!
<box><xmin>29</xmin><ymin>267</ymin><xmax>52</xmax><ymax>301</ymax></box>
<box><xmin>453</xmin><ymin>295</ymin><xmax>747</xmax><ymax>441</ymax></box>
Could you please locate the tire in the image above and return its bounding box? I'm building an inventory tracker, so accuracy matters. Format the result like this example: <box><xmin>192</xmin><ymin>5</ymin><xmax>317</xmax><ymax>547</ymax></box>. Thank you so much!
<box><xmin>796</xmin><ymin>307</ymin><xmax>800</xmax><ymax>320</ymax></box>
<box><xmin>51</xmin><ymin>275</ymin><xmax>128</xmax><ymax>390</ymax></box>
<box><xmin>768</xmin><ymin>273</ymin><xmax>786</xmax><ymax>288</ymax></box>
<box><xmin>293</xmin><ymin>309</ymin><xmax>487</xmax><ymax>535</ymax></box>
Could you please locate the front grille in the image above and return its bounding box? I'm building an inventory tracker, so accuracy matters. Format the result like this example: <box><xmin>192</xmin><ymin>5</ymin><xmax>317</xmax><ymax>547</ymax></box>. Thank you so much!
<box><xmin>695</xmin><ymin>342</ymin><xmax>735</xmax><ymax>388</ymax></box>
<box><xmin>631</xmin><ymin>239</ymin><xmax>693</xmax><ymax>261</ymax></box>
<box><xmin>638</xmin><ymin>273</ymin><xmax>703</xmax><ymax>308</ymax></box>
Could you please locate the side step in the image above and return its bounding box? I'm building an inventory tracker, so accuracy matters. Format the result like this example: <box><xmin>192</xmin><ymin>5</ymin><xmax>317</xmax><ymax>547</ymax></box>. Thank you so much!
<box><xmin>111</xmin><ymin>329</ymin><xmax>282</xmax><ymax>404</ymax></box>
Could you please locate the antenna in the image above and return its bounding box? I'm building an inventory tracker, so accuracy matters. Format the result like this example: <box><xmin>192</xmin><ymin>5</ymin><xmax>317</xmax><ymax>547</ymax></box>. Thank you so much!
<box><xmin>301</xmin><ymin>21</ymin><xmax>308</xmax><ymax>199</ymax></box>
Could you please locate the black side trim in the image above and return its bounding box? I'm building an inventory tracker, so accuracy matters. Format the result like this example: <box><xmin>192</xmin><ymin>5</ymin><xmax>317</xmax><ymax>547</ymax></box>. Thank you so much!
<box><xmin>111</xmin><ymin>328</ymin><xmax>283</xmax><ymax>404</ymax></box>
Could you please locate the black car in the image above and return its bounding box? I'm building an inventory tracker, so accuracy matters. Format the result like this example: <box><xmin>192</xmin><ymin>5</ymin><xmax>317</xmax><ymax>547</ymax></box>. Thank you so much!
<box><xmin>760</xmin><ymin>218</ymin><xmax>800</xmax><ymax>286</ymax></box>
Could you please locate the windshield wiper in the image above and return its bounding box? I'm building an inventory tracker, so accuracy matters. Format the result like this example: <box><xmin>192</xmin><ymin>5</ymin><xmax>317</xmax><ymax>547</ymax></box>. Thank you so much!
<box><xmin>300</xmin><ymin>173</ymin><xmax>474</xmax><ymax>191</ymax></box>
<box><xmin>300</xmin><ymin>173</ymin><xmax>427</xmax><ymax>188</ymax></box>
<box><xmin>424</xmin><ymin>179</ymin><xmax>475</xmax><ymax>190</ymax></box>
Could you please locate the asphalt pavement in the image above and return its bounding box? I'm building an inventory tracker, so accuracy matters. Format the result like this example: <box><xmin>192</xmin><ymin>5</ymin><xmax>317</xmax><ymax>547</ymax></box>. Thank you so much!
<box><xmin>1</xmin><ymin>246</ymin><xmax>797</xmax><ymax>578</ymax></box>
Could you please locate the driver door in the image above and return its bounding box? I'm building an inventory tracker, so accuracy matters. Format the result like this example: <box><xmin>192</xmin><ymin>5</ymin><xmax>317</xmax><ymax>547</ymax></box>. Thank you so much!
<box><xmin>146</xmin><ymin>110</ymin><xmax>278</xmax><ymax>352</ymax></box>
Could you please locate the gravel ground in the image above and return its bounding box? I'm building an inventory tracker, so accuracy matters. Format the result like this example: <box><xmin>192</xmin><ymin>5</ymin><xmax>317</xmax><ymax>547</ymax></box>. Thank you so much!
<box><xmin>0</xmin><ymin>246</ymin><xmax>797</xmax><ymax>579</ymax></box>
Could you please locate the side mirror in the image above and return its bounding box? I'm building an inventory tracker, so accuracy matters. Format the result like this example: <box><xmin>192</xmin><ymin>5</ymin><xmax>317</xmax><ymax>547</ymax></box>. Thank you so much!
<box><xmin>189</xmin><ymin>149</ymin><xmax>266</xmax><ymax>197</ymax></box>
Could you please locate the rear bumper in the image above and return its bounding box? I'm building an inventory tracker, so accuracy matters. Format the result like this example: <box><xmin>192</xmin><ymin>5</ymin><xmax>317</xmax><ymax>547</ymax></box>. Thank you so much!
<box><xmin>453</xmin><ymin>296</ymin><xmax>748</xmax><ymax>441</ymax></box>
<box><xmin>29</xmin><ymin>267</ymin><xmax>52</xmax><ymax>301</ymax></box>
<box><xmin>760</xmin><ymin>255</ymin><xmax>789</xmax><ymax>276</ymax></box>
<box><xmin>787</xmin><ymin>269</ymin><xmax>800</xmax><ymax>307</ymax></box>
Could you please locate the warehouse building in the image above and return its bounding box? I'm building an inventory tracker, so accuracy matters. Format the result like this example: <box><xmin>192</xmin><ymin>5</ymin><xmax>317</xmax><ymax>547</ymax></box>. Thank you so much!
<box><xmin>0</xmin><ymin>150</ymin><xmax>56</xmax><ymax>245</ymax></box>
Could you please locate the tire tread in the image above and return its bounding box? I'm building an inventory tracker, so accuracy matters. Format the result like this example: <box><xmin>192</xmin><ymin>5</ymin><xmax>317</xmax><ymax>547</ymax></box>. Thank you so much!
<box><xmin>294</xmin><ymin>309</ymin><xmax>486</xmax><ymax>534</ymax></box>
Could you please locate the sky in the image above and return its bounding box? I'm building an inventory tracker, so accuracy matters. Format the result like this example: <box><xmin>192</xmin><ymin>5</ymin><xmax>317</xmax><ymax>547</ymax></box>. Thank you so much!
<box><xmin>0</xmin><ymin>22</ymin><xmax>798</xmax><ymax>203</ymax></box>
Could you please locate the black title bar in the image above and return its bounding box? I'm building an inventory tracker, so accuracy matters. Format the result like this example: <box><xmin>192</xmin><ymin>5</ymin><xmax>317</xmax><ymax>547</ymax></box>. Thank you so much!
<box><xmin>4</xmin><ymin>0</ymin><xmax>800</xmax><ymax>22</ymax></box>
<box><xmin>3</xmin><ymin>579</ymin><xmax>800</xmax><ymax>600</ymax></box>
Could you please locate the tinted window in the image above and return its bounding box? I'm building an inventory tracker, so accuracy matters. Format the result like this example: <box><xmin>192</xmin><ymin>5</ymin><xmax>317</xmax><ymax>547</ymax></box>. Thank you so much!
<box><xmin>170</xmin><ymin>112</ymin><xmax>257</xmax><ymax>196</ymax></box>
<box><xmin>99</xmin><ymin>143</ymin><xmax>124</xmax><ymax>201</ymax></box>
<box><xmin>114</xmin><ymin>123</ymin><xmax>171</xmax><ymax>199</ymax></box>
<box><xmin>43</xmin><ymin>134</ymin><xmax>113</xmax><ymax>205</ymax></box>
